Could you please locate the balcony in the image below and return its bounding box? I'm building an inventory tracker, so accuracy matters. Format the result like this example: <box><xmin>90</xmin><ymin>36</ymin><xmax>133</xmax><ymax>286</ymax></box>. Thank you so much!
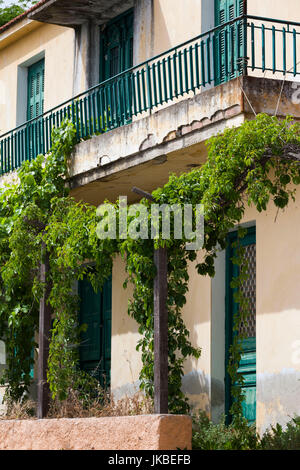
<box><xmin>1</xmin><ymin>14</ymin><xmax>300</xmax><ymax>177</ymax></box>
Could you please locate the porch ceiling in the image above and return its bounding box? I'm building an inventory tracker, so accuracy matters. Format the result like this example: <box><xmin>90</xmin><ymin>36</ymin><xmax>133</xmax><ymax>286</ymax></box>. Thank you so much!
<box><xmin>28</xmin><ymin>0</ymin><xmax>134</xmax><ymax>27</ymax></box>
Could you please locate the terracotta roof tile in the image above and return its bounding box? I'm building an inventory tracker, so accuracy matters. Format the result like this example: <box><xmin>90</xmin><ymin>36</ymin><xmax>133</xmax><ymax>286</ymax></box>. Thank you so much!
<box><xmin>0</xmin><ymin>0</ymin><xmax>51</xmax><ymax>34</ymax></box>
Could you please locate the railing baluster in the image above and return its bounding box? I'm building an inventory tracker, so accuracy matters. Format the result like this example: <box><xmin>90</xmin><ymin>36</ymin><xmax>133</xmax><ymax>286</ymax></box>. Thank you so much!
<box><xmin>212</xmin><ymin>33</ymin><xmax>217</xmax><ymax>84</ymax></box>
<box><xmin>152</xmin><ymin>63</ymin><xmax>158</xmax><ymax>106</ymax></box>
<box><xmin>173</xmin><ymin>52</ymin><xmax>178</xmax><ymax>98</ymax></box>
<box><xmin>206</xmin><ymin>36</ymin><xmax>211</xmax><ymax>85</ymax></box>
<box><xmin>167</xmin><ymin>56</ymin><xmax>172</xmax><ymax>100</ymax></box>
<box><xmin>141</xmin><ymin>68</ymin><xmax>147</xmax><ymax>111</ymax></box>
<box><xmin>282</xmin><ymin>27</ymin><xmax>286</xmax><ymax>75</ymax></box>
<box><xmin>178</xmin><ymin>51</ymin><xmax>183</xmax><ymax>95</ymax></box>
<box><xmin>157</xmin><ymin>62</ymin><xmax>163</xmax><ymax>105</ymax></box>
<box><xmin>272</xmin><ymin>26</ymin><xmax>276</xmax><ymax>74</ymax></box>
<box><xmin>147</xmin><ymin>64</ymin><xmax>153</xmax><ymax>111</ymax></box>
<box><xmin>201</xmin><ymin>40</ymin><xmax>205</xmax><ymax>87</ymax></box>
<box><xmin>262</xmin><ymin>24</ymin><xmax>266</xmax><ymax>73</ymax></box>
<box><xmin>195</xmin><ymin>43</ymin><xmax>200</xmax><ymax>88</ymax></box>
<box><xmin>162</xmin><ymin>58</ymin><xmax>168</xmax><ymax>102</ymax></box>
<box><xmin>293</xmin><ymin>29</ymin><xmax>297</xmax><ymax>76</ymax></box>
<box><xmin>1</xmin><ymin>140</ymin><xmax>4</xmax><ymax>175</ymax></box>
<box><xmin>183</xmin><ymin>48</ymin><xmax>188</xmax><ymax>93</ymax></box>
<box><xmin>136</xmin><ymin>70</ymin><xmax>142</xmax><ymax>113</ymax></box>
<box><xmin>251</xmin><ymin>22</ymin><xmax>255</xmax><ymax>71</ymax></box>
<box><xmin>189</xmin><ymin>45</ymin><xmax>195</xmax><ymax>92</ymax></box>
<box><xmin>131</xmin><ymin>73</ymin><xmax>137</xmax><ymax>116</ymax></box>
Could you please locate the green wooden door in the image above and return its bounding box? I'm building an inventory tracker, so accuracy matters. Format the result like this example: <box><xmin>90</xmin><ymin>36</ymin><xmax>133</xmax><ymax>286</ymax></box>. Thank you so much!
<box><xmin>100</xmin><ymin>9</ymin><xmax>133</xmax><ymax>126</ymax></box>
<box><xmin>27</xmin><ymin>59</ymin><xmax>45</xmax><ymax>121</ymax></box>
<box><xmin>215</xmin><ymin>0</ymin><xmax>244</xmax><ymax>84</ymax></box>
<box><xmin>225</xmin><ymin>227</ymin><xmax>256</xmax><ymax>424</ymax></box>
<box><xmin>79</xmin><ymin>275</ymin><xmax>112</xmax><ymax>388</ymax></box>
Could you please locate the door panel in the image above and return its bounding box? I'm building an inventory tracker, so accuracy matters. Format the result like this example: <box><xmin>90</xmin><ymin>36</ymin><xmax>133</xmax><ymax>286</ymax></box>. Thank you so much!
<box><xmin>225</xmin><ymin>227</ymin><xmax>256</xmax><ymax>424</ymax></box>
<box><xmin>79</xmin><ymin>275</ymin><xmax>112</xmax><ymax>387</ymax></box>
<box><xmin>100</xmin><ymin>10</ymin><xmax>134</xmax><ymax>127</ymax></box>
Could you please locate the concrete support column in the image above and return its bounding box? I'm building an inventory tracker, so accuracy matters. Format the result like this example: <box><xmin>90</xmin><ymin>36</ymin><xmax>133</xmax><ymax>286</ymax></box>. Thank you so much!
<box><xmin>73</xmin><ymin>21</ymin><xmax>100</xmax><ymax>95</ymax></box>
<box><xmin>133</xmin><ymin>0</ymin><xmax>154</xmax><ymax>65</ymax></box>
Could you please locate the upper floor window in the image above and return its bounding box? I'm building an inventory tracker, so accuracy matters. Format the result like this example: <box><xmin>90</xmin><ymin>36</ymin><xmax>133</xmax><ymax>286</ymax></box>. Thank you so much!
<box><xmin>100</xmin><ymin>9</ymin><xmax>134</xmax><ymax>82</ymax></box>
<box><xmin>27</xmin><ymin>59</ymin><xmax>45</xmax><ymax>121</ymax></box>
<box><xmin>215</xmin><ymin>0</ymin><xmax>244</xmax><ymax>84</ymax></box>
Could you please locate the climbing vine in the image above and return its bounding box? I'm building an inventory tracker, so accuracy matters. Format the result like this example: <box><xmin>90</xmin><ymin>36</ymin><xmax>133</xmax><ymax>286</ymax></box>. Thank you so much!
<box><xmin>0</xmin><ymin>113</ymin><xmax>300</xmax><ymax>417</ymax></box>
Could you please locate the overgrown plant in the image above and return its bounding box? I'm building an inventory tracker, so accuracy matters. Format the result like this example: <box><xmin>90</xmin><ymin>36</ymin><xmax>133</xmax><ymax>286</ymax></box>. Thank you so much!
<box><xmin>0</xmin><ymin>114</ymin><xmax>300</xmax><ymax>417</ymax></box>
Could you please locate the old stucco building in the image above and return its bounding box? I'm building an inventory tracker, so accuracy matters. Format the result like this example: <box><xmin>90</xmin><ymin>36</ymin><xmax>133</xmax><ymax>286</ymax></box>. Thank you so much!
<box><xmin>0</xmin><ymin>0</ymin><xmax>300</xmax><ymax>434</ymax></box>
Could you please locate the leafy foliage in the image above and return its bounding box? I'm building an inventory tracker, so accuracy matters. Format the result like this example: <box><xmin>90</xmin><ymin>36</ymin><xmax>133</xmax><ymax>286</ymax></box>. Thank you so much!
<box><xmin>0</xmin><ymin>114</ymin><xmax>300</xmax><ymax>417</ymax></box>
<box><xmin>260</xmin><ymin>417</ymin><xmax>300</xmax><ymax>450</ymax></box>
<box><xmin>192</xmin><ymin>413</ymin><xmax>300</xmax><ymax>450</ymax></box>
<box><xmin>192</xmin><ymin>412</ymin><xmax>258</xmax><ymax>450</ymax></box>
<box><xmin>0</xmin><ymin>1</ymin><xmax>37</xmax><ymax>27</ymax></box>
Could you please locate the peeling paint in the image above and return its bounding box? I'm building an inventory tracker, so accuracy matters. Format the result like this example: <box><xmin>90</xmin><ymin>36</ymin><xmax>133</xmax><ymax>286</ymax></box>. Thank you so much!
<box><xmin>257</xmin><ymin>368</ymin><xmax>300</xmax><ymax>434</ymax></box>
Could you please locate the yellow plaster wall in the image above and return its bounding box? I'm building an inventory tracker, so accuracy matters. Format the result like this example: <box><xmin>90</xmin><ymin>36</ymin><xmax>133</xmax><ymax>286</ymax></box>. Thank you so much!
<box><xmin>247</xmin><ymin>0</ymin><xmax>299</xmax><ymax>21</ymax></box>
<box><xmin>153</xmin><ymin>0</ymin><xmax>202</xmax><ymax>56</ymax></box>
<box><xmin>111</xmin><ymin>255</ymin><xmax>143</xmax><ymax>399</ymax></box>
<box><xmin>0</xmin><ymin>23</ymin><xmax>74</xmax><ymax>134</ymax></box>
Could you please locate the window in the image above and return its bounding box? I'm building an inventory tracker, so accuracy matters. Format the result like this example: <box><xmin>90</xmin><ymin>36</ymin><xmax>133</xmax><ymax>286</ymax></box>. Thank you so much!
<box><xmin>100</xmin><ymin>9</ymin><xmax>134</xmax><ymax>127</ymax></box>
<box><xmin>27</xmin><ymin>59</ymin><xmax>45</xmax><ymax>121</ymax></box>
<box><xmin>225</xmin><ymin>226</ymin><xmax>256</xmax><ymax>424</ymax></box>
<box><xmin>215</xmin><ymin>0</ymin><xmax>245</xmax><ymax>84</ymax></box>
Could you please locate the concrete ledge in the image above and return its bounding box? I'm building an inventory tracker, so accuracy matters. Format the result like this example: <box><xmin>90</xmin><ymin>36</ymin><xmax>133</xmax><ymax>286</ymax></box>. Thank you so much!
<box><xmin>0</xmin><ymin>414</ymin><xmax>192</xmax><ymax>450</ymax></box>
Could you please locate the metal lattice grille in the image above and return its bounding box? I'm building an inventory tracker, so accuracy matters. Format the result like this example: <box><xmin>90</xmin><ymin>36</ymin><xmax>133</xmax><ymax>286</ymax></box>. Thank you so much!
<box><xmin>239</xmin><ymin>243</ymin><xmax>256</xmax><ymax>338</ymax></box>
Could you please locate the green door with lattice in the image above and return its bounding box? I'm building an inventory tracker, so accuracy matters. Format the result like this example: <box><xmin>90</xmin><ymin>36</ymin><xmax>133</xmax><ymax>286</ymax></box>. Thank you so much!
<box><xmin>225</xmin><ymin>227</ymin><xmax>256</xmax><ymax>424</ymax></box>
<box><xmin>79</xmin><ymin>275</ymin><xmax>112</xmax><ymax>388</ymax></box>
<box><xmin>100</xmin><ymin>9</ymin><xmax>133</xmax><ymax>126</ymax></box>
<box><xmin>215</xmin><ymin>0</ymin><xmax>245</xmax><ymax>85</ymax></box>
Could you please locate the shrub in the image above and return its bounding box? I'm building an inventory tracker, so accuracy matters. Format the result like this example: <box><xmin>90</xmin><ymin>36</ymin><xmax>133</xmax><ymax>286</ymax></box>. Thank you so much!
<box><xmin>192</xmin><ymin>412</ymin><xmax>258</xmax><ymax>450</ymax></box>
<box><xmin>260</xmin><ymin>417</ymin><xmax>300</xmax><ymax>450</ymax></box>
<box><xmin>192</xmin><ymin>412</ymin><xmax>300</xmax><ymax>450</ymax></box>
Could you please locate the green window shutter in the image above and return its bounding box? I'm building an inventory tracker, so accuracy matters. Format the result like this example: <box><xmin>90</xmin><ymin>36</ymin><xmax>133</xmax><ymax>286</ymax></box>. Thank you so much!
<box><xmin>225</xmin><ymin>226</ymin><xmax>256</xmax><ymax>424</ymax></box>
<box><xmin>215</xmin><ymin>0</ymin><xmax>244</xmax><ymax>84</ymax></box>
<box><xmin>79</xmin><ymin>275</ymin><xmax>112</xmax><ymax>388</ymax></box>
<box><xmin>27</xmin><ymin>59</ymin><xmax>45</xmax><ymax>121</ymax></box>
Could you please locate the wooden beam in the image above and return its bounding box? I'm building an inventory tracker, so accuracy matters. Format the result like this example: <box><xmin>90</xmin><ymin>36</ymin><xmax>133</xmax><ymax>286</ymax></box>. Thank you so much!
<box><xmin>132</xmin><ymin>187</ymin><xmax>169</xmax><ymax>413</ymax></box>
<box><xmin>37</xmin><ymin>243</ymin><xmax>52</xmax><ymax>419</ymax></box>
<box><xmin>153</xmin><ymin>247</ymin><xmax>168</xmax><ymax>414</ymax></box>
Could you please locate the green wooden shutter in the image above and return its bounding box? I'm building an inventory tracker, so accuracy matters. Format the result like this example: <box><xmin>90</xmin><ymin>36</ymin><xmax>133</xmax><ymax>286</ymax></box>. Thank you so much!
<box><xmin>79</xmin><ymin>275</ymin><xmax>112</xmax><ymax>388</ymax></box>
<box><xmin>215</xmin><ymin>0</ymin><xmax>244</xmax><ymax>84</ymax></box>
<box><xmin>27</xmin><ymin>59</ymin><xmax>45</xmax><ymax>121</ymax></box>
<box><xmin>225</xmin><ymin>226</ymin><xmax>256</xmax><ymax>424</ymax></box>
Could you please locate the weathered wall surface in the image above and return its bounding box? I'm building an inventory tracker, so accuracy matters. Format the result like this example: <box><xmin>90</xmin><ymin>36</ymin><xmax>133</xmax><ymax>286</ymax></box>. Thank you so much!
<box><xmin>0</xmin><ymin>21</ymin><xmax>74</xmax><ymax>134</ymax></box>
<box><xmin>153</xmin><ymin>0</ymin><xmax>201</xmax><ymax>56</ymax></box>
<box><xmin>211</xmin><ymin>191</ymin><xmax>300</xmax><ymax>432</ymax></box>
<box><xmin>111</xmin><ymin>255</ymin><xmax>142</xmax><ymax>400</ymax></box>
<box><xmin>0</xmin><ymin>414</ymin><xmax>192</xmax><ymax>450</ymax></box>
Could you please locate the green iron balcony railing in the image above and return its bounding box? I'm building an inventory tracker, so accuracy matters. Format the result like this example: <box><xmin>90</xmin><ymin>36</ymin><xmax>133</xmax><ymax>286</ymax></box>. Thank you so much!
<box><xmin>1</xmin><ymin>14</ymin><xmax>300</xmax><ymax>176</ymax></box>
